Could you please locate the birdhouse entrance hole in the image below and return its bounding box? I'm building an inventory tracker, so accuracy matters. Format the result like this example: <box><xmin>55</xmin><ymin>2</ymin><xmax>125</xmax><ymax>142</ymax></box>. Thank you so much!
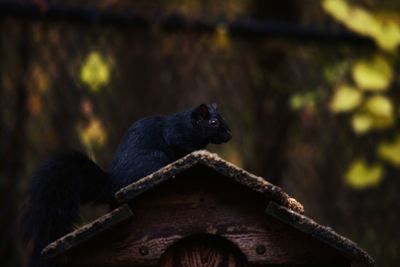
<box><xmin>159</xmin><ymin>234</ymin><xmax>248</xmax><ymax>267</ymax></box>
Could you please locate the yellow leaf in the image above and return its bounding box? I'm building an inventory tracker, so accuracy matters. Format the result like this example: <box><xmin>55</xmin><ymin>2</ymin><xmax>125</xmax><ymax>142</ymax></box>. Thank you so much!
<box><xmin>330</xmin><ymin>85</ymin><xmax>363</xmax><ymax>113</ymax></box>
<box><xmin>80</xmin><ymin>52</ymin><xmax>111</xmax><ymax>92</ymax></box>
<box><xmin>364</xmin><ymin>95</ymin><xmax>393</xmax><ymax>118</ymax></box>
<box><xmin>351</xmin><ymin>112</ymin><xmax>373</xmax><ymax>135</ymax></box>
<box><xmin>351</xmin><ymin>96</ymin><xmax>394</xmax><ymax>133</ymax></box>
<box><xmin>345</xmin><ymin>159</ymin><xmax>384</xmax><ymax>189</ymax></box>
<box><xmin>378</xmin><ymin>135</ymin><xmax>400</xmax><ymax>165</ymax></box>
<box><xmin>212</xmin><ymin>24</ymin><xmax>231</xmax><ymax>51</ymax></box>
<box><xmin>374</xmin><ymin>20</ymin><xmax>400</xmax><ymax>51</ymax></box>
<box><xmin>78</xmin><ymin>118</ymin><xmax>107</xmax><ymax>149</ymax></box>
<box><xmin>352</xmin><ymin>56</ymin><xmax>393</xmax><ymax>91</ymax></box>
<box><xmin>322</xmin><ymin>0</ymin><xmax>349</xmax><ymax>18</ymax></box>
<box><xmin>322</xmin><ymin>0</ymin><xmax>400</xmax><ymax>52</ymax></box>
<box><xmin>371</xmin><ymin>115</ymin><xmax>394</xmax><ymax>130</ymax></box>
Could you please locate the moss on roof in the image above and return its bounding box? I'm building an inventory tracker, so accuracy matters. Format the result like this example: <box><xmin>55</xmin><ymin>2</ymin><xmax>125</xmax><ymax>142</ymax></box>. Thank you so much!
<box><xmin>266</xmin><ymin>201</ymin><xmax>374</xmax><ymax>267</ymax></box>
<box><xmin>115</xmin><ymin>150</ymin><xmax>304</xmax><ymax>214</ymax></box>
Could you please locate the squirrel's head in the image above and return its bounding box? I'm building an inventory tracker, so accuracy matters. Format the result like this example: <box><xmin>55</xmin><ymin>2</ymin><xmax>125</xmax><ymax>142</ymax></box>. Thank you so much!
<box><xmin>191</xmin><ymin>103</ymin><xmax>232</xmax><ymax>144</ymax></box>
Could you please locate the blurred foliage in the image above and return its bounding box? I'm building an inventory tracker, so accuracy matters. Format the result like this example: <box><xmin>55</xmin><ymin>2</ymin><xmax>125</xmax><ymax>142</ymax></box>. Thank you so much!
<box><xmin>78</xmin><ymin>118</ymin><xmax>107</xmax><ymax>153</ymax></box>
<box><xmin>330</xmin><ymin>55</ymin><xmax>396</xmax><ymax>137</ymax></box>
<box><xmin>323</xmin><ymin>0</ymin><xmax>400</xmax><ymax>51</ymax></box>
<box><xmin>345</xmin><ymin>159</ymin><xmax>384</xmax><ymax>189</ymax></box>
<box><xmin>378</xmin><ymin>135</ymin><xmax>400</xmax><ymax>166</ymax></box>
<box><xmin>80</xmin><ymin>51</ymin><xmax>111</xmax><ymax>92</ymax></box>
<box><xmin>289</xmin><ymin>91</ymin><xmax>321</xmax><ymax>111</ymax></box>
<box><xmin>364</xmin><ymin>95</ymin><xmax>393</xmax><ymax>119</ymax></box>
<box><xmin>212</xmin><ymin>24</ymin><xmax>232</xmax><ymax>52</ymax></box>
<box><xmin>329</xmin><ymin>85</ymin><xmax>362</xmax><ymax>113</ymax></box>
<box><xmin>322</xmin><ymin>0</ymin><xmax>400</xmax><ymax>191</ymax></box>
<box><xmin>0</xmin><ymin>0</ymin><xmax>399</xmax><ymax>267</ymax></box>
<box><xmin>352</xmin><ymin>55</ymin><xmax>393</xmax><ymax>91</ymax></box>
<box><xmin>351</xmin><ymin>112</ymin><xmax>373</xmax><ymax>134</ymax></box>
<box><xmin>353</xmin><ymin>94</ymin><xmax>395</xmax><ymax>133</ymax></box>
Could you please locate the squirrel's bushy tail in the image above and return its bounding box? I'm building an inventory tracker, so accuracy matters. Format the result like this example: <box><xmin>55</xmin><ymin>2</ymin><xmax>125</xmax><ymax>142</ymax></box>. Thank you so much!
<box><xmin>21</xmin><ymin>151</ymin><xmax>111</xmax><ymax>267</ymax></box>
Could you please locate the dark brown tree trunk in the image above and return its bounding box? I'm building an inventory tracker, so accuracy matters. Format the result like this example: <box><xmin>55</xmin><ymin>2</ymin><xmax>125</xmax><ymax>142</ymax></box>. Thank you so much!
<box><xmin>0</xmin><ymin>22</ymin><xmax>29</xmax><ymax>267</ymax></box>
<box><xmin>246</xmin><ymin>0</ymin><xmax>301</xmax><ymax>186</ymax></box>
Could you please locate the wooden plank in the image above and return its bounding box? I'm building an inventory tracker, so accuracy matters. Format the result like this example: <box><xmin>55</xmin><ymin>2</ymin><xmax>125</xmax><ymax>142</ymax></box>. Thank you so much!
<box><xmin>114</xmin><ymin>152</ymin><xmax>198</xmax><ymax>202</ymax></box>
<box><xmin>42</xmin><ymin>204</ymin><xmax>133</xmax><ymax>259</ymax></box>
<box><xmin>115</xmin><ymin>151</ymin><xmax>304</xmax><ymax>214</ymax></box>
<box><xmin>65</xmin><ymin>170</ymin><xmax>348</xmax><ymax>266</ymax></box>
<box><xmin>266</xmin><ymin>201</ymin><xmax>374</xmax><ymax>267</ymax></box>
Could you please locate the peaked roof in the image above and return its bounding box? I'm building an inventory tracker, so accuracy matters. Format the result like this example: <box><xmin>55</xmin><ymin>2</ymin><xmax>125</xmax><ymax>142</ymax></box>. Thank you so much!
<box><xmin>115</xmin><ymin>150</ymin><xmax>305</xmax><ymax>214</ymax></box>
<box><xmin>42</xmin><ymin>150</ymin><xmax>374</xmax><ymax>266</ymax></box>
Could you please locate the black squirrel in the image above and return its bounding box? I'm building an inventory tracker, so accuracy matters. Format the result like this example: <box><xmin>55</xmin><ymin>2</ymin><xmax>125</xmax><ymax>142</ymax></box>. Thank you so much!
<box><xmin>22</xmin><ymin>103</ymin><xmax>231</xmax><ymax>267</ymax></box>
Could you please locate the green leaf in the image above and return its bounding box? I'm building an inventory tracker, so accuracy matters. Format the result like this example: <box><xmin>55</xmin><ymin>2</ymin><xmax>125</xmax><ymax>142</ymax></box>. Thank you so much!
<box><xmin>352</xmin><ymin>56</ymin><xmax>393</xmax><ymax>91</ymax></box>
<box><xmin>323</xmin><ymin>61</ymin><xmax>349</xmax><ymax>85</ymax></box>
<box><xmin>330</xmin><ymin>85</ymin><xmax>363</xmax><ymax>113</ymax></box>
<box><xmin>289</xmin><ymin>94</ymin><xmax>305</xmax><ymax>110</ymax></box>
<box><xmin>378</xmin><ymin>136</ymin><xmax>400</xmax><ymax>166</ymax></box>
<box><xmin>345</xmin><ymin>159</ymin><xmax>384</xmax><ymax>189</ymax></box>
<box><xmin>289</xmin><ymin>91</ymin><xmax>320</xmax><ymax>111</ymax></box>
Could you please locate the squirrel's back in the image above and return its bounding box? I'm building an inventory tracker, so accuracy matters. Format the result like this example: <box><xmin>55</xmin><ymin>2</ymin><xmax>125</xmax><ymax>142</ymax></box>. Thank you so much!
<box><xmin>109</xmin><ymin>105</ymin><xmax>231</xmax><ymax>188</ymax></box>
<box><xmin>21</xmin><ymin>104</ymin><xmax>231</xmax><ymax>267</ymax></box>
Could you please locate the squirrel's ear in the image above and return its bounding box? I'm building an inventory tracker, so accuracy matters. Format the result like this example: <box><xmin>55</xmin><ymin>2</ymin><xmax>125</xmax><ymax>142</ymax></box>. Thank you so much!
<box><xmin>211</xmin><ymin>103</ymin><xmax>218</xmax><ymax>110</ymax></box>
<box><xmin>192</xmin><ymin>104</ymin><xmax>210</xmax><ymax>121</ymax></box>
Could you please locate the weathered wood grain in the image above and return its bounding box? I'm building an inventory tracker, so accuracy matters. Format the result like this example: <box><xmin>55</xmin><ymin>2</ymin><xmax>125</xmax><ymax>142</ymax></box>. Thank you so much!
<box><xmin>266</xmin><ymin>201</ymin><xmax>375</xmax><ymax>267</ymax></box>
<box><xmin>42</xmin><ymin>204</ymin><xmax>133</xmax><ymax>259</ymax></box>
<box><xmin>62</xmin><ymin>167</ymin><xmax>350</xmax><ymax>266</ymax></box>
<box><xmin>115</xmin><ymin>150</ymin><xmax>304</xmax><ymax>214</ymax></box>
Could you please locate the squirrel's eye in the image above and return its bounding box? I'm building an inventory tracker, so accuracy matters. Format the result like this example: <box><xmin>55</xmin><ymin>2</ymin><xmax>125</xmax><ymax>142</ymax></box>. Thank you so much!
<box><xmin>209</xmin><ymin>118</ymin><xmax>219</xmax><ymax>127</ymax></box>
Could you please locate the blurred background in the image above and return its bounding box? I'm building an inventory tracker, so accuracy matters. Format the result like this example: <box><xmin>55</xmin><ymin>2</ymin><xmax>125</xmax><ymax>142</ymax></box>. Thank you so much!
<box><xmin>0</xmin><ymin>0</ymin><xmax>399</xmax><ymax>266</ymax></box>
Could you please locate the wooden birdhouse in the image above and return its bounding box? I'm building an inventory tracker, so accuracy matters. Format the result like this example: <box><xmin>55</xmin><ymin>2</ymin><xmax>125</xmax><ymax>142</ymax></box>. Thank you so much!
<box><xmin>42</xmin><ymin>150</ymin><xmax>374</xmax><ymax>267</ymax></box>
